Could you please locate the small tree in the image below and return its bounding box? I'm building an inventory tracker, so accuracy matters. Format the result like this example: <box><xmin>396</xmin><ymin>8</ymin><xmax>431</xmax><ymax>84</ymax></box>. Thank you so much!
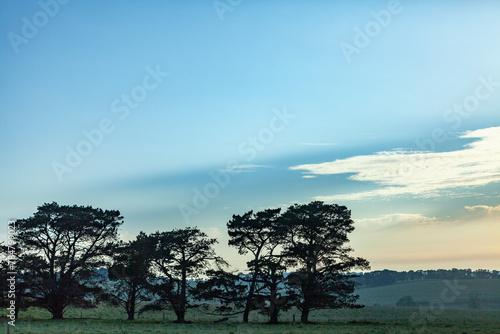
<box><xmin>146</xmin><ymin>227</ymin><xmax>226</xmax><ymax>323</ymax></box>
<box><xmin>193</xmin><ymin>269</ymin><xmax>247</xmax><ymax>316</ymax></box>
<box><xmin>396</xmin><ymin>296</ymin><xmax>417</xmax><ymax>307</ymax></box>
<box><xmin>468</xmin><ymin>292</ymin><xmax>481</xmax><ymax>309</ymax></box>
<box><xmin>12</xmin><ymin>202</ymin><xmax>122</xmax><ymax>319</ymax></box>
<box><xmin>0</xmin><ymin>268</ymin><xmax>30</xmax><ymax>319</ymax></box>
<box><xmin>251</xmin><ymin>254</ymin><xmax>292</xmax><ymax>324</ymax></box>
<box><xmin>106</xmin><ymin>232</ymin><xmax>154</xmax><ymax>320</ymax></box>
<box><xmin>282</xmin><ymin>201</ymin><xmax>370</xmax><ymax>324</ymax></box>
<box><xmin>227</xmin><ymin>208</ymin><xmax>288</xmax><ymax>323</ymax></box>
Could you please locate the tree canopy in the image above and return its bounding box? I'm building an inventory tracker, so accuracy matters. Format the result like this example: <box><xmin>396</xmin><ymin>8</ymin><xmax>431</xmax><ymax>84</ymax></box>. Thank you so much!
<box><xmin>5</xmin><ymin>201</ymin><xmax>371</xmax><ymax>324</ymax></box>
<box><xmin>106</xmin><ymin>232</ymin><xmax>154</xmax><ymax>320</ymax></box>
<box><xmin>11</xmin><ymin>202</ymin><xmax>123</xmax><ymax>319</ymax></box>
<box><xmin>282</xmin><ymin>201</ymin><xmax>370</xmax><ymax>323</ymax></box>
<box><xmin>146</xmin><ymin>227</ymin><xmax>227</xmax><ymax>323</ymax></box>
<box><xmin>227</xmin><ymin>208</ymin><xmax>286</xmax><ymax>323</ymax></box>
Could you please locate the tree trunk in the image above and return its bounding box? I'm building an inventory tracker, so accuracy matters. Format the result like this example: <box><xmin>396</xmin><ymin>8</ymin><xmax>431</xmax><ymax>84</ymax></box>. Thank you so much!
<box><xmin>174</xmin><ymin>309</ymin><xmax>186</xmax><ymax>323</ymax></box>
<box><xmin>51</xmin><ymin>306</ymin><xmax>64</xmax><ymax>320</ymax></box>
<box><xmin>242</xmin><ymin>291</ymin><xmax>253</xmax><ymax>323</ymax></box>
<box><xmin>14</xmin><ymin>284</ymin><xmax>21</xmax><ymax>320</ymax></box>
<box><xmin>269</xmin><ymin>307</ymin><xmax>279</xmax><ymax>324</ymax></box>
<box><xmin>127</xmin><ymin>302</ymin><xmax>135</xmax><ymax>321</ymax></box>
<box><xmin>243</xmin><ymin>274</ymin><xmax>258</xmax><ymax>323</ymax></box>
<box><xmin>300</xmin><ymin>307</ymin><xmax>310</xmax><ymax>324</ymax></box>
<box><xmin>177</xmin><ymin>269</ymin><xmax>187</xmax><ymax>323</ymax></box>
<box><xmin>170</xmin><ymin>269</ymin><xmax>189</xmax><ymax>323</ymax></box>
<box><xmin>268</xmin><ymin>284</ymin><xmax>279</xmax><ymax>324</ymax></box>
<box><xmin>300</xmin><ymin>275</ymin><xmax>313</xmax><ymax>324</ymax></box>
<box><xmin>127</xmin><ymin>285</ymin><xmax>136</xmax><ymax>321</ymax></box>
<box><xmin>50</xmin><ymin>296</ymin><xmax>65</xmax><ymax>320</ymax></box>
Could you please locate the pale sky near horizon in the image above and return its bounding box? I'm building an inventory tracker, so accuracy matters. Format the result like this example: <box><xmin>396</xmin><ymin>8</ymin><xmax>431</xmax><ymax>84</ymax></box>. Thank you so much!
<box><xmin>1</xmin><ymin>0</ymin><xmax>499</xmax><ymax>272</ymax></box>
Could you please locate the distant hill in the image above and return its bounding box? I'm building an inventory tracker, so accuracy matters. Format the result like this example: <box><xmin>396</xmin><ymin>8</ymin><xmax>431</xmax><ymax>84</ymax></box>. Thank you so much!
<box><xmin>353</xmin><ymin>269</ymin><xmax>500</xmax><ymax>288</ymax></box>
<box><xmin>356</xmin><ymin>279</ymin><xmax>500</xmax><ymax>310</ymax></box>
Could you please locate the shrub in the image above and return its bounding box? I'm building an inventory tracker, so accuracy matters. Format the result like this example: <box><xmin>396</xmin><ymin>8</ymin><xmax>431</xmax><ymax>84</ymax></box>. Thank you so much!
<box><xmin>396</xmin><ymin>296</ymin><xmax>417</xmax><ymax>307</ymax></box>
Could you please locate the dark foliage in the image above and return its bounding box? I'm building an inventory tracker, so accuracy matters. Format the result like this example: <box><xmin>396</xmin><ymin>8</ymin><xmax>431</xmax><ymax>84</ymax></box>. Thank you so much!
<box><xmin>145</xmin><ymin>227</ymin><xmax>226</xmax><ymax>323</ymax></box>
<box><xmin>226</xmin><ymin>208</ymin><xmax>290</xmax><ymax>323</ymax></box>
<box><xmin>282</xmin><ymin>201</ymin><xmax>370</xmax><ymax>323</ymax></box>
<box><xmin>7</xmin><ymin>202</ymin><xmax>122</xmax><ymax>319</ymax></box>
<box><xmin>104</xmin><ymin>232</ymin><xmax>155</xmax><ymax>320</ymax></box>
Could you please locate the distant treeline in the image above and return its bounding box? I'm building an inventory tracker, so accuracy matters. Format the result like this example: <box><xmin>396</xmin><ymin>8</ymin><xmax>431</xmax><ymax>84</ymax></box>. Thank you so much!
<box><xmin>354</xmin><ymin>269</ymin><xmax>500</xmax><ymax>288</ymax></box>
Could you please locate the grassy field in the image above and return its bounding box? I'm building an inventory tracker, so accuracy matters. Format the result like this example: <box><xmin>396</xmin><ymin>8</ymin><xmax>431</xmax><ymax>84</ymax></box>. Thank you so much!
<box><xmin>2</xmin><ymin>279</ymin><xmax>500</xmax><ymax>333</ymax></box>
<box><xmin>3</xmin><ymin>306</ymin><xmax>500</xmax><ymax>334</ymax></box>
<box><xmin>357</xmin><ymin>279</ymin><xmax>500</xmax><ymax>309</ymax></box>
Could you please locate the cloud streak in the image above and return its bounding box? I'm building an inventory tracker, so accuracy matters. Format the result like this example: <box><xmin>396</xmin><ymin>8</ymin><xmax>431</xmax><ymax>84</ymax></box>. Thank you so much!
<box><xmin>351</xmin><ymin>204</ymin><xmax>500</xmax><ymax>269</ymax></box>
<box><xmin>290</xmin><ymin>127</ymin><xmax>500</xmax><ymax>201</ymax></box>
<box><xmin>356</xmin><ymin>213</ymin><xmax>439</xmax><ymax>229</ymax></box>
<box><xmin>217</xmin><ymin>164</ymin><xmax>271</xmax><ymax>173</ymax></box>
<box><xmin>300</xmin><ymin>142</ymin><xmax>339</xmax><ymax>146</ymax></box>
<box><xmin>464</xmin><ymin>204</ymin><xmax>500</xmax><ymax>219</ymax></box>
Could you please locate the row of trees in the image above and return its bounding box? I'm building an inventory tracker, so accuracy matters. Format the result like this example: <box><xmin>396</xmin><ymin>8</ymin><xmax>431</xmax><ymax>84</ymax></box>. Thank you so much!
<box><xmin>1</xmin><ymin>201</ymin><xmax>369</xmax><ymax>324</ymax></box>
<box><xmin>355</xmin><ymin>269</ymin><xmax>500</xmax><ymax>288</ymax></box>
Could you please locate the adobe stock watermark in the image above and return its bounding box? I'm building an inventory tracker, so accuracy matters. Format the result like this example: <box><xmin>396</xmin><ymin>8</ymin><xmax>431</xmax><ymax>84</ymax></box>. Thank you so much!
<box><xmin>7</xmin><ymin>0</ymin><xmax>71</xmax><ymax>54</ymax></box>
<box><xmin>52</xmin><ymin>65</ymin><xmax>168</xmax><ymax>182</ymax></box>
<box><xmin>178</xmin><ymin>107</ymin><xmax>295</xmax><ymax>224</ymax></box>
<box><xmin>340</xmin><ymin>0</ymin><xmax>403</xmax><ymax>64</ymax></box>
<box><xmin>441</xmin><ymin>75</ymin><xmax>499</xmax><ymax>131</ymax></box>
<box><xmin>6</xmin><ymin>219</ymin><xmax>17</xmax><ymax>329</ymax></box>
<box><xmin>213</xmin><ymin>0</ymin><xmax>243</xmax><ymax>21</ymax></box>
<box><xmin>392</xmin><ymin>74</ymin><xmax>499</xmax><ymax>177</ymax></box>
<box><xmin>402</xmin><ymin>279</ymin><xmax>467</xmax><ymax>334</ymax></box>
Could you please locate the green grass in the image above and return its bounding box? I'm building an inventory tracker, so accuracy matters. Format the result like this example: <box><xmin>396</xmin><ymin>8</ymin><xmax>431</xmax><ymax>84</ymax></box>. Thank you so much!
<box><xmin>356</xmin><ymin>279</ymin><xmax>500</xmax><ymax>309</ymax></box>
<box><xmin>3</xmin><ymin>279</ymin><xmax>500</xmax><ymax>333</ymax></box>
<box><xmin>3</xmin><ymin>306</ymin><xmax>500</xmax><ymax>334</ymax></box>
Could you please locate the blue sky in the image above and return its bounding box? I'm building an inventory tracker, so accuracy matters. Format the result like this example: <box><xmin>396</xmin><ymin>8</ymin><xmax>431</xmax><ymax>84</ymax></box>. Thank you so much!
<box><xmin>1</xmin><ymin>0</ymin><xmax>500</xmax><ymax>271</ymax></box>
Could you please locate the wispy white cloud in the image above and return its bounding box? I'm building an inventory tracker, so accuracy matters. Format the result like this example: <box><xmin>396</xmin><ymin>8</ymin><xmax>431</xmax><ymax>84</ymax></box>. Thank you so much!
<box><xmin>356</xmin><ymin>213</ymin><xmax>439</xmax><ymax>229</ymax></box>
<box><xmin>199</xmin><ymin>227</ymin><xmax>222</xmax><ymax>239</ymax></box>
<box><xmin>356</xmin><ymin>203</ymin><xmax>500</xmax><ymax>230</ymax></box>
<box><xmin>465</xmin><ymin>204</ymin><xmax>500</xmax><ymax>218</ymax></box>
<box><xmin>119</xmin><ymin>230</ymin><xmax>136</xmax><ymax>242</ymax></box>
<box><xmin>465</xmin><ymin>204</ymin><xmax>500</xmax><ymax>212</ymax></box>
<box><xmin>290</xmin><ymin>126</ymin><xmax>500</xmax><ymax>201</ymax></box>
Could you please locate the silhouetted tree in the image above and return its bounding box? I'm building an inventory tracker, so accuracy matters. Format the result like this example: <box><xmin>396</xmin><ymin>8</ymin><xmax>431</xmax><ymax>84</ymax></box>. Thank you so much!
<box><xmin>0</xmin><ymin>257</ymin><xmax>31</xmax><ymax>320</ymax></box>
<box><xmin>0</xmin><ymin>258</ymin><xmax>17</xmax><ymax>318</ymax></box>
<box><xmin>396</xmin><ymin>295</ymin><xmax>417</xmax><ymax>307</ymax></box>
<box><xmin>363</xmin><ymin>270</ymin><xmax>398</xmax><ymax>287</ymax></box>
<box><xmin>282</xmin><ymin>201</ymin><xmax>370</xmax><ymax>324</ymax></box>
<box><xmin>11</xmin><ymin>202</ymin><xmax>122</xmax><ymax>319</ymax></box>
<box><xmin>474</xmin><ymin>269</ymin><xmax>493</xmax><ymax>279</ymax></box>
<box><xmin>105</xmin><ymin>232</ymin><xmax>154</xmax><ymax>320</ymax></box>
<box><xmin>468</xmin><ymin>292</ymin><xmax>481</xmax><ymax>309</ymax></box>
<box><xmin>193</xmin><ymin>269</ymin><xmax>247</xmax><ymax>316</ymax></box>
<box><xmin>227</xmin><ymin>208</ymin><xmax>288</xmax><ymax>323</ymax></box>
<box><xmin>251</xmin><ymin>254</ymin><xmax>292</xmax><ymax>324</ymax></box>
<box><xmin>146</xmin><ymin>227</ymin><xmax>226</xmax><ymax>323</ymax></box>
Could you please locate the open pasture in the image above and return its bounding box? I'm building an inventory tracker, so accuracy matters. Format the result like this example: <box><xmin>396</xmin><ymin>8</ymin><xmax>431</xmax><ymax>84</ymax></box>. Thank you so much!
<box><xmin>3</xmin><ymin>306</ymin><xmax>500</xmax><ymax>334</ymax></box>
